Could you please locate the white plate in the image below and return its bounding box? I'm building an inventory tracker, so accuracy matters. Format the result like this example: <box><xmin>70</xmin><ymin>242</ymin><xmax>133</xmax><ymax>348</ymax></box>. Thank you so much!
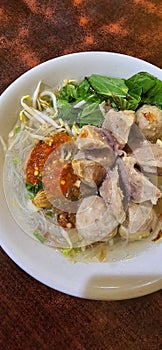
<box><xmin>0</xmin><ymin>52</ymin><xmax>162</xmax><ymax>300</ymax></box>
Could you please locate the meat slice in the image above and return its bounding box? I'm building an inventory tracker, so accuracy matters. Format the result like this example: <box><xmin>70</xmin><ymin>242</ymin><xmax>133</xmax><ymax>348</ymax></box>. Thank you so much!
<box><xmin>102</xmin><ymin>109</ymin><xmax>135</xmax><ymax>148</ymax></box>
<box><xmin>116</xmin><ymin>157</ymin><xmax>131</xmax><ymax>205</ymax></box>
<box><xmin>119</xmin><ymin>201</ymin><xmax>158</xmax><ymax>241</ymax></box>
<box><xmin>75</xmin><ymin>125</ymin><xmax>116</xmax><ymax>169</ymax></box>
<box><xmin>133</xmin><ymin>141</ymin><xmax>162</xmax><ymax>175</ymax></box>
<box><xmin>121</xmin><ymin>156</ymin><xmax>162</xmax><ymax>205</ymax></box>
<box><xmin>99</xmin><ymin>166</ymin><xmax>125</xmax><ymax>224</ymax></box>
<box><xmin>126</xmin><ymin>123</ymin><xmax>146</xmax><ymax>153</ymax></box>
<box><xmin>71</xmin><ymin>159</ymin><xmax>106</xmax><ymax>187</ymax></box>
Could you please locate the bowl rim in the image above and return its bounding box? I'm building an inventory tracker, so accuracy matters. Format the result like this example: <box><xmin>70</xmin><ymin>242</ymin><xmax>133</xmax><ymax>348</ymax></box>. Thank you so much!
<box><xmin>1</xmin><ymin>51</ymin><xmax>162</xmax><ymax>300</ymax></box>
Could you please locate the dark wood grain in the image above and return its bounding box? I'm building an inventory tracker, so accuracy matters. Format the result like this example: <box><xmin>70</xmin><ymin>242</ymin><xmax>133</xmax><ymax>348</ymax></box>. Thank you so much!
<box><xmin>0</xmin><ymin>1</ymin><xmax>162</xmax><ymax>349</ymax></box>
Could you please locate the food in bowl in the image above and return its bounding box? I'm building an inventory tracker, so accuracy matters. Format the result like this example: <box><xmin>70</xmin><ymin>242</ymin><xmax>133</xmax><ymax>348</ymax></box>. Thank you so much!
<box><xmin>3</xmin><ymin>68</ymin><xmax>162</xmax><ymax>262</ymax></box>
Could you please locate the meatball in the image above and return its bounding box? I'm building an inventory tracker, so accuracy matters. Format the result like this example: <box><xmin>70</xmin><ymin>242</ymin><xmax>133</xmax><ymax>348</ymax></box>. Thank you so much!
<box><xmin>135</xmin><ymin>105</ymin><xmax>162</xmax><ymax>143</ymax></box>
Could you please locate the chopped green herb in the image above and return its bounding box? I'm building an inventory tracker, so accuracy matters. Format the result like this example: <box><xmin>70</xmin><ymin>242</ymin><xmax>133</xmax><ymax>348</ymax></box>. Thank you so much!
<box><xmin>15</xmin><ymin>126</ymin><xmax>21</xmax><ymax>134</ymax></box>
<box><xmin>33</xmin><ymin>230</ymin><xmax>45</xmax><ymax>243</ymax></box>
<box><xmin>61</xmin><ymin>247</ymin><xmax>81</xmax><ymax>257</ymax></box>
<box><xmin>13</xmin><ymin>156</ymin><xmax>19</xmax><ymax>165</ymax></box>
<box><xmin>57</xmin><ymin>82</ymin><xmax>79</xmax><ymax>102</ymax></box>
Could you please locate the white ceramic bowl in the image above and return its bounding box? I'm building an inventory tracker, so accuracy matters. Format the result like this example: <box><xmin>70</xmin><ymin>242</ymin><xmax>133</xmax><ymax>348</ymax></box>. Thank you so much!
<box><xmin>0</xmin><ymin>52</ymin><xmax>162</xmax><ymax>300</ymax></box>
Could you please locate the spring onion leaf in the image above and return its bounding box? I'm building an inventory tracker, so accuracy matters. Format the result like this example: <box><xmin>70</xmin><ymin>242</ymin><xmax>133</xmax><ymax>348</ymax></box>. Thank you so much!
<box><xmin>13</xmin><ymin>156</ymin><xmax>19</xmax><ymax>165</ymax></box>
<box><xmin>15</xmin><ymin>126</ymin><xmax>21</xmax><ymax>134</ymax></box>
<box><xmin>33</xmin><ymin>230</ymin><xmax>45</xmax><ymax>243</ymax></box>
<box><xmin>61</xmin><ymin>247</ymin><xmax>81</xmax><ymax>257</ymax></box>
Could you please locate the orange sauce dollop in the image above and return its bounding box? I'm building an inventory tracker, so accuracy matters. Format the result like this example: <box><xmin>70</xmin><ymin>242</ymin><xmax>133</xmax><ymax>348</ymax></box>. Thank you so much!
<box><xmin>26</xmin><ymin>132</ymin><xmax>72</xmax><ymax>184</ymax></box>
<box><xmin>26</xmin><ymin>132</ymin><xmax>79</xmax><ymax>230</ymax></box>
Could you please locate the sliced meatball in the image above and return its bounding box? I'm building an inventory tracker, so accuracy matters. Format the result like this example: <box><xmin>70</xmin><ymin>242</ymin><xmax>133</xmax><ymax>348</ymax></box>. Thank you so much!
<box><xmin>119</xmin><ymin>202</ymin><xmax>158</xmax><ymax>241</ymax></box>
<box><xmin>102</xmin><ymin>109</ymin><xmax>135</xmax><ymax>148</ymax></box>
<box><xmin>121</xmin><ymin>156</ymin><xmax>162</xmax><ymax>205</ymax></box>
<box><xmin>133</xmin><ymin>141</ymin><xmax>162</xmax><ymax>175</ymax></box>
<box><xmin>99</xmin><ymin>166</ymin><xmax>125</xmax><ymax>224</ymax></box>
<box><xmin>135</xmin><ymin>104</ymin><xmax>162</xmax><ymax>143</ymax></box>
<box><xmin>75</xmin><ymin>125</ymin><xmax>116</xmax><ymax>169</ymax></box>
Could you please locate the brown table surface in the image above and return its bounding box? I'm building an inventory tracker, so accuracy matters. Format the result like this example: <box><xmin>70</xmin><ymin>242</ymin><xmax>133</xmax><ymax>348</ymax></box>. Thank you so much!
<box><xmin>1</xmin><ymin>1</ymin><xmax>162</xmax><ymax>349</ymax></box>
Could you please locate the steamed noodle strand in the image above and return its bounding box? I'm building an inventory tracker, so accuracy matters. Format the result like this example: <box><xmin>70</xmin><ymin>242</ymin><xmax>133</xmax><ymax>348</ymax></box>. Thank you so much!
<box><xmin>0</xmin><ymin>136</ymin><xmax>7</xmax><ymax>153</ymax></box>
<box><xmin>4</xmin><ymin>133</ymin><xmax>86</xmax><ymax>248</ymax></box>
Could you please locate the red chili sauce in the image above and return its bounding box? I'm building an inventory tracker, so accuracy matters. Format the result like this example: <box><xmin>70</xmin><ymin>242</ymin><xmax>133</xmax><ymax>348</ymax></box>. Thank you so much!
<box><xmin>26</xmin><ymin>132</ymin><xmax>79</xmax><ymax>229</ymax></box>
<box><xmin>26</xmin><ymin>132</ymin><xmax>72</xmax><ymax>185</ymax></box>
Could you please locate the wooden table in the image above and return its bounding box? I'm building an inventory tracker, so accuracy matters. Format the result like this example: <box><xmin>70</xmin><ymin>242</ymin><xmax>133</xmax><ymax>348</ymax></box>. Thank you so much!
<box><xmin>1</xmin><ymin>1</ymin><xmax>162</xmax><ymax>349</ymax></box>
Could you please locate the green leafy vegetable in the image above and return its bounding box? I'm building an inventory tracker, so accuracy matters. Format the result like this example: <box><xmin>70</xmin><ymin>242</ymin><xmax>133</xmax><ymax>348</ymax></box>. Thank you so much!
<box><xmin>87</xmin><ymin>72</ymin><xmax>162</xmax><ymax>111</ymax></box>
<box><xmin>125</xmin><ymin>72</ymin><xmax>162</xmax><ymax>109</ymax></box>
<box><xmin>77</xmin><ymin>78</ymin><xmax>101</xmax><ymax>103</ymax></box>
<box><xmin>142</xmin><ymin>78</ymin><xmax>162</xmax><ymax>108</ymax></box>
<box><xmin>57</xmin><ymin>78</ymin><xmax>101</xmax><ymax>103</ymax></box>
<box><xmin>79</xmin><ymin>102</ymin><xmax>104</xmax><ymax>126</ymax></box>
<box><xmin>58</xmin><ymin>100</ymin><xmax>104</xmax><ymax>127</ymax></box>
<box><xmin>126</xmin><ymin>72</ymin><xmax>156</xmax><ymax>95</ymax></box>
<box><xmin>57</xmin><ymin>79</ymin><xmax>104</xmax><ymax>127</ymax></box>
<box><xmin>111</xmin><ymin>92</ymin><xmax>141</xmax><ymax>110</ymax></box>
<box><xmin>87</xmin><ymin>74</ymin><xmax>141</xmax><ymax>110</ymax></box>
<box><xmin>76</xmin><ymin>78</ymin><xmax>90</xmax><ymax>99</ymax></box>
<box><xmin>88</xmin><ymin>74</ymin><xmax>128</xmax><ymax>98</ymax></box>
<box><xmin>56</xmin><ymin>71</ymin><xmax>162</xmax><ymax>129</ymax></box>
<box><xmin>58</xmin><ymin>82</ymin><xmax>79</xmax><ymax>102</ymax></box>
<box><xmin>57</xmin><ymin>100</ymin><xmax>80</xmax><ymax>126</ymax></box>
